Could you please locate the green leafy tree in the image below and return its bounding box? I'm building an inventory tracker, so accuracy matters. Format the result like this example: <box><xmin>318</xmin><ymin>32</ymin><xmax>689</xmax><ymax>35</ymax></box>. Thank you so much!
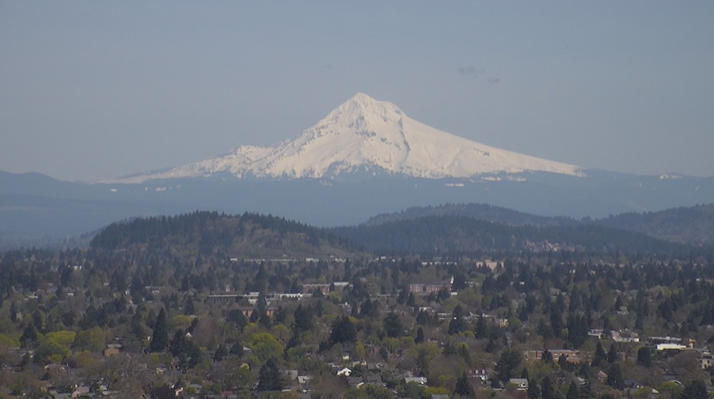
<box><xmin>150</xmin><ymin>308</ymin><xmax>169</xmax><ymax>352</ymax></box>
<box><xmin>73</xmin><ymin>326</ymin><xmax>106</xmax><ymax>352</ymax></box>
<box><xmin>249</xmin><ymin>332</ymin><xmax>284</xmax><ymax>361</ymax></box>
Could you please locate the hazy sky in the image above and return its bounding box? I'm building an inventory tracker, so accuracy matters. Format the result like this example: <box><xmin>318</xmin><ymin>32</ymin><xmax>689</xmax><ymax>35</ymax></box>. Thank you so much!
<box><xmin>2</xmin><ymin>2</ymin><xmax>713</xmax><ymax>182</ymax></box>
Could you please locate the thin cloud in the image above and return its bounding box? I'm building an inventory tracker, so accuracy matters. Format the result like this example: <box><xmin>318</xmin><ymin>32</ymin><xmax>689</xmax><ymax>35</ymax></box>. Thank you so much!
<box><xmin>458</xmin><ymin>65</ymin><xmax>485</xmax><ymax>78</ymax></box>
<box><xmin>488</xmin><ymin>78</ymin><xmax>501</xmax><ymax>84</ymax></box>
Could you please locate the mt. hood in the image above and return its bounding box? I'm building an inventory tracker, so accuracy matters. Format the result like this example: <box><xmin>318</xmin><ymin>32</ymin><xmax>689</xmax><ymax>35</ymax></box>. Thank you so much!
<box><xmin>116</xmin><ymin>93</ymin><xmax>582</xmax><ymax>183</ymax></box>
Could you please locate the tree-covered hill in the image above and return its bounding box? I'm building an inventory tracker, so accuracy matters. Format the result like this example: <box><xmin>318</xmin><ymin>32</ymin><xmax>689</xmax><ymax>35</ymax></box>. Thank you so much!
<box><xmin>594</xmin><ymin>203</ymin><xmax>714</xmax><ymax>245</ymax></box>
<box><xmin>364</xmin><ymin>203</ymin><xmax>579</xmax><ymax>228</ymax></box>
<box><xmin>360</xmin><ymin>202</ymin><xmax>714</xmax><ymax>245</ymax></box>
<box><xmin>90</xmin><ymin>211</ymin><xmax>359</xmax><ymax>259</ymax></box>
<box><xmin>329</xmin><ymin>215</ymin><xmax>696</xmax><ymax>256</ymax></box>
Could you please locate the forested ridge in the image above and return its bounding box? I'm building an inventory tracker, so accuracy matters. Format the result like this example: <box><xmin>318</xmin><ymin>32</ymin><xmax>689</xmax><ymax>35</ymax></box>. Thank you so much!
<box><xmin>329</xmin><ymin>215</ymin><xmax>698</xmax><ymax>256</ymax></box>
<box><xmin>90</xmin><ymin>211</ymin><xmax>358</xmax><ymax>259</ymax></box>
<box><xmin>361</xmin><ymin>203</ymin><xmax>714</xmax><ymax>245</ymax></box>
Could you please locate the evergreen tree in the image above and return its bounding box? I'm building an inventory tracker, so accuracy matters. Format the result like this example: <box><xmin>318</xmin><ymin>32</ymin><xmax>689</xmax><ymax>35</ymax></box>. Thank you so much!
<box><xmin>681</xmin><ymin>380</ymin><xmax>708</xmax><ymax>399</ymax></box>
<box><xmin>329</xmin><ymin>316</ymin><xmax>357</xmax><ymax>345</ymax></box>
<box><xmin>10</xmin><ymin>302</ymin><xmax>18</xmax><ymax>323</ymax></box>
<box><xmin>606</xmin><ymin>363</ymin><xmax>624</xmax><ymax>390</ymax></box>
<box><xmin>230</xmin><ymin>341</ymin><xmax>244</xmax><ymax>357</ymax></box>
<box><xmin>607</xmin><ymin>344</ymin><xmax>618</xmax><ymax>364</ymax></box>
<box><xmin>227</xmin><ymin>309</ymin><xmax>248</xmax><ymax>331</ymax></box>
<box><xmin>475</xmin><ymin>316</ymin><xmax>488</xmax><ymax>339</ymax></box>
<box><xmin>636</xmin><ymin>347</ymin><xmax>651</xmax><ymax>367</ymax></box>
<box><xmin>383</xmin><ymin>312</ymin><xmax>404</xmax><ymax>338</ymax></box>
<box><xmin>542</xmin><ymin>376</ymin><xmax>555</xmax><ymax>399</ymax></box>
<box><xmin>407</xmin><ymin>292</ymin><xmax>416</xmax><ymax>307</ymax></box>
<box><xmin>293</xmin><ymin>304</ymin><xmax>313</xmax><ymax>333</ymax></box>
<box><xmin>448</xmin><ymin>305</ymin><xmax>466</xmax><ymax>335</ymax></box>
<box><xmin>527</xmin><ymin>380</ymin><xmax>541</xmax><ymax>399</ymax></box>
<box><xmin>521</xmin><ymin>368</ymin><xmax>529</xmax><ymax>380</ymax></box>
<box><xmin>257</xmin><ymin>358</ymin><xmax>284</xmax><ymax>391</ymax></box>
<box><xmin>567</xmin><ymin>381</ymin><xmax>580</xmax><ymax>399</ymax></box>
<box><xmin>360</xmin><ymin>299</ymin><xmax>376</xmax><ymax>318</ymax></box>
<box><xmin>214</xmin><ymin>344</ymin><xmax>228</xmax><ymax>362</ymax></box>
<box><xmin>496</xmin><ymin>349</ymin><xmax>522</xmax><ymax>383</ymax></box>
<box><xmin>169</xmin><ymin>329</ymin><xmax>188</xmax><ymax>357</ymax></box>
<box><xmin>150</xmin><ymin>308</ymin><xmax>169</xmax><ymax>352</ymax></box>
<box><xmin>580</xmin><ymin>379</ymin><xmax>594</xmax><ymax>399</ymax></box>
<box><xmin>455</xmin><ymin>372</ymin><xmax>475</xmax><ymax>399</ymax></box>
<box><xmin>591</xmin><ymin>342</ymin><xmax>607</xmax><ymax>367</ymax></box>
<box><xmin>183</xmin><ymin>297</ymin><xmax>196</xmax><ymax>315</ymax></box>
<box><xmin>542</xmin><ymin>348</ymin><xmax>554</xmax><ymax>364</ymax></box>
<box><xmin>20</xmin><ymin>323</ymin><xmax>38</xmax><ymax>349</ymax></box>
<box><xmin>415</xmin><ymin>327</ymin><xmax>425</xmax><ymax>343</ymax></box>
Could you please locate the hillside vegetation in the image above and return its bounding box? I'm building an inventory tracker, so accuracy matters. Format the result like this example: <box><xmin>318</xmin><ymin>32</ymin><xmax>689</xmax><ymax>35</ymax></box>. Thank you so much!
<box><xmin>330</xmin><ymin>215</ymin><xmax>695</xmax><ymax>256</ymax></box>
<box><xmin>361</xmin><ymin>203</ymin><xmax>714</xmax><ymax>245</ymax></box>
<box><xmin>91</xmin><ymin>211</ymin><xmax>358</xmax><ymax>259</ymax></box>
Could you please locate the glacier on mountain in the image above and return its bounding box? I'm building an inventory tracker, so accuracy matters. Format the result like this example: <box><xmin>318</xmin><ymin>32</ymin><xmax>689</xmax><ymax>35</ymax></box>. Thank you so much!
<box><xmin>111</xmin><ymin>93</ymin><xmax>583</xmax><ymax>183</ymax></box>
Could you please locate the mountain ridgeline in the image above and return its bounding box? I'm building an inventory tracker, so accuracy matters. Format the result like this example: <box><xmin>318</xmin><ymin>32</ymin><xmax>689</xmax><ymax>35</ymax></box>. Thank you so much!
<box><xmin>90</xmin><ymin>211</ymin><xmax>357</xmax><ymax>259</ymax></box>
<box><xmin>329</xmin><ymin>215</ymin><xmax>695</xmax><ymax>256</ymax></box>
<box><xmin>363</xmin><ymin>202</ymin><xmax>714</xmax><ymax>245</ymax></box>
<box><xmin>87</xmin><ymin>209</ymin><xmax>710</xmax><ymax>259</ymax></box>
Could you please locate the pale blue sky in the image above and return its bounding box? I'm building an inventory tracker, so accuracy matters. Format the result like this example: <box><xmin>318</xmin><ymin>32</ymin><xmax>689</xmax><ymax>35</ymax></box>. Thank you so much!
<box><xmin>1</xmin><ymin>1</ymin><xmax>713</xmax><ymax>181</ymax></box>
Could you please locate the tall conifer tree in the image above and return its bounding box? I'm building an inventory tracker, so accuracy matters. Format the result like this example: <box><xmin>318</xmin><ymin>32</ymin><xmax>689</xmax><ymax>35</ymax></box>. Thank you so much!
<box><xmin>150</xmin><ymin>308</ymin><xmax>169</xmax><ymax>352</ymax></box>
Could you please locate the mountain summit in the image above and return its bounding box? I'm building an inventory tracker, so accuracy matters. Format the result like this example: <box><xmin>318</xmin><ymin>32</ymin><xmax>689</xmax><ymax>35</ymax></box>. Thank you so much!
<box><xmin>115</xmin><ymin>93</ymin><xmax>582</xmax><ymax>183</ymax></box>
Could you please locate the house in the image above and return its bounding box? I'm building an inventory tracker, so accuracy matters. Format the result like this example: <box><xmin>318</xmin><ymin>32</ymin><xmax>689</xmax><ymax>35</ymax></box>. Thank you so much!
<box><xmin>468</xmin><ymin>369</ymin><xmax>490</xmax><ymax>382</ymax></box>
<box><xmin>405</xmin><ymin>376</ymin><xmax>428</xmax><ymax>385</ymax></box>
<box><xmin>337</xmin><ymin>367</ymin><xmax>352</xmax><ymax>376</ymax></box>
<box><xmin>509</xmin><ymin>378</ymin><xmax>529</xmax><ymax>391</ymax></box>
<box><xmin>103</xmin><ymin>343</ymin><xmax>122</xmax><ymax>358</ymax></box>
<box><xmin>624</xmin><ymin>379</ymin><xmax>642</xmax><ymax>389</ymax></box>
<box><xmin>207</xmin><ymin>294</ymin><xmax>240</xmax><ymax>304</ymax></box>
<box><xmin>283</xmin><ymin>369</ymin><xmax>299</xmax><ymax>381</ymax></box>
<box><xmin>407</xmin><ymin>281</ymin><xmax>452</xmax><ymax>294</ymax></box>
<box><xmin>365</xmin><ymin>375</ymin><xmax>383</xmax><ymax>386</ymax></box>
<box><xmin>699</xmin><ymin>351</ymin><xmax>713</xmax><ymax>369</ymax></box>
<box><xmin>597</xmin><ymin>371</ymin><xmax>608</xmax><ymax>382</ymax></box>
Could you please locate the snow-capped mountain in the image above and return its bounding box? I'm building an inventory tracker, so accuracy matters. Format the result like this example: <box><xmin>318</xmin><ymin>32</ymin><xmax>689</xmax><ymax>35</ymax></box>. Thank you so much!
<box><xmin>113</xmin><ymin>93</ymin><xmax>582</xmax><ymax>183</ymax></box>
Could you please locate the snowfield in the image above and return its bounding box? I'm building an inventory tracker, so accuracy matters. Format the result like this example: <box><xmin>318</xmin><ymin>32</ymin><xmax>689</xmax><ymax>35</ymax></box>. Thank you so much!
<box><xmin>110</xmin><ymin>93</ymin><xmax>583</xmax><ymax>183</ymax></box>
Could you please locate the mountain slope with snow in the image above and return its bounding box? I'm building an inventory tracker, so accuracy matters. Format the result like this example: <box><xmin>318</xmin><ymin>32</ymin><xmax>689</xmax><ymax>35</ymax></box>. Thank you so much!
<box><xmin>112</xmin><ymin>93</ymin><xmax>582</xmax><ymax>183</ymax></box>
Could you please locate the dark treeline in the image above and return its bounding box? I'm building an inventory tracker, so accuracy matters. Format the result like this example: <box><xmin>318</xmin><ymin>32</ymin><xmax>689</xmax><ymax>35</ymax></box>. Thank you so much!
<box><xmin>329</xmin><ymin>215</ymin><xmax>701</xmax><ymax>256</ymax></box>
<box><xmin>362</xmin><ymin>202</ymin><xmax>714</xmax><ymax>246</ymax></box>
